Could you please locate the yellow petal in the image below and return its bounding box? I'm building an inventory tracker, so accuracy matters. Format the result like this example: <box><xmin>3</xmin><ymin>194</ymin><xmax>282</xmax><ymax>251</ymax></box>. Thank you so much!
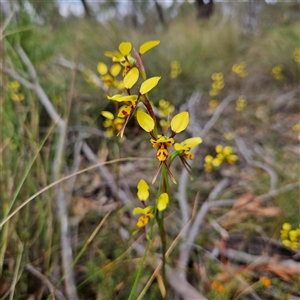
<box><xmin>107</xmin><ymin>94</ymin><xmax>137</xmax><ymax>102</ymax></box>
<box><xmin>124</xmin><ymin>67</ymin><xmax>139</xmax><ymax>89</ymax></box>
<box><xmin>223</xmin><ymin>146</ymin><xmax>233</xmax><ymax>156</ymax></box>
<box><xmin>137</xmin><ymin>215</ymin><xmax>150</xmax><ymax>228</ymax></box>
<box><xmin>282</xmin><ymin>223</ymin><xmax>291</xmax><ymax>231</ymax></box>
<box><xmin>97</xmin><ymin>62</ymin><xmax>108</xmax><ymax>75</ymax></box>
<box><xmin>139</xmin><ymin>40</ymin><xmax>160</xmax><ymax>55</ymax></box>
<box><xmin>104</xmin><ymin>51</ymin><xmax>123</xmax><ymax>59</ymax></box>
<box><xmin>157</xmin><ymin>193</ymin><xmax>169</xmax><ymax>211</ymax></box>
<box><xmin>110</xmin><ymin>64</ymin><xmax>121</xmax><ymax>76</ymax></box>
<box><xmin>101</xmin><ymin>111</ymin><xmax>114</xmax><ymax>120</ymax></box>
<box><xmin>179</xmin><ymin>137</ymin><xmax>202</xmax><ymax>149</ymax></box>
<box><xmin>119</xmin><ymin>42</ymin><xmax>132</xmax><ymax>56</ymax></box>
<box><xmin>215</xmin><ymin>145</ymin><xmax>223</xmax><ymax>153</ymax></box>
<box><xmin>170</xmin><ymin>112</ymin><xmax>189</xmax><ymax>133</ymax></box>
<box><xmin>133</xmin><ymin>207</ymin><xmax>145</xmax><ymax>215</ymax></box>
<box><xmin>174</xmin><ymin>143</ymin><xmax>186</xmax><ymax>151</ymax></box>
<box><xmin>157</xmin><ymin>148</ymin><xmax>169</xmax><ymax>161</ymax></box>
<box><xmin>205</xmin><ymin>155</ymin><xmax>213</xmax><ymax>163</ymax></box>
<box><xmin>289</xmin><ymin>230</ymin><xmax>297</xmax><ymax>242</ymax></box>
<box><xmin>137</xmin><ymin>109</ymin><xmax>155</xmax><ymax>132</ymax></box>
<box><xmin>212</xmin><ymin>158</ymin><xmax>222</xmax><ymax>167</ymax></box>
<box><xmin>9</xmin><ymin>81</ymin><xmax>20</xmax><ymax>90</ymax></box>
<box><xmin>118</xmin><ymin>104</ymin><xmax>134</xmax><ymax>118</ymax></box>
<box><xmin>227</xmin><ymin>154</ymin><xmax>238</xmax><ymax>164</ymax></box>
<box><xmin>133</xmin><ymin>206</ymin><xmax>153</xmax><ymax>218</ymax></box>
<box><xmin>139</xmin><ymin>76</ymin><xmax>161</xmax><ymax>94</ymax></box>
<box><xmin>137</xmin><ymin>179</ymin><xmax>149</xmax><ymax>201</ymax></box>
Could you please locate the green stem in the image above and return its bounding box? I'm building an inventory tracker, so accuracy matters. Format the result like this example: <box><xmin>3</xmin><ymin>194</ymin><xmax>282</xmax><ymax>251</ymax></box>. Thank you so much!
<box><xmin>156</xmin><ymin>211</ymin><xmax>168</xmax><ymax>299</ymax></box>
<box><xmin>157</xmin><ymin>163</ymin><xmax>170</xmax><ymax>298</ymax></box>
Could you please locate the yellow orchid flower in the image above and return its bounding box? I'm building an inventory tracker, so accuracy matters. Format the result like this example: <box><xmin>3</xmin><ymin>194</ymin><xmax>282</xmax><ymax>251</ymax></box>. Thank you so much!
<box><xmin>97</xmin><ymin>62</ymin><xmax>122</xmax><ymax>89</ymax></box>
<box><xmin>133</xmin><ymin>206</ymin><xmax>153</xmax><ymax>228</ymax></box>
<box><xmin>107</xmin><ymin>94</ymin><xmax>139</xmax><ymax>119</ymax></box>
<box><xmin>105</xmin><ymin>40</ymin><xmax>160</xmax><ymax>78</ymax></box>
<box><xmin>106</xmin><ymin>94</ymin><xmax>140</xmax><ymax>136</ymax></box>
<box><xmin>150</xmin><ymin>135</ymin><xmax>174</xmax><ymax>161</ymax></box>
<box><xmin>174</xmin><ymin>137</ymin><xmax>202</xmax><ymax>160</ymax></box>
<box><xmin>101</xmin><ymin>111</ymin><xmax>125</xmax><ymax>137</ymax></box>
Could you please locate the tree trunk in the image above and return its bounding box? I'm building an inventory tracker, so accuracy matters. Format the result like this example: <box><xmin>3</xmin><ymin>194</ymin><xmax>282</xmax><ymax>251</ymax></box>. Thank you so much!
<box><xmin>195</xmin><ymin>0</ymin><xmax>214</xmax><ymax>19</ymax></box>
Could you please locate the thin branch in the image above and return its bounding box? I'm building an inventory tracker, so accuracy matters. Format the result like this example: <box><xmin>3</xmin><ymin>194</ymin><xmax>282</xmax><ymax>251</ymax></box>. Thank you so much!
<box><xmin>234</xmin><ymin>134</ymin><xmax>278</xmax><ymax>191</ymax></box>
<box><xmin>259</xmin><ymin>181</ymin><xmax>300</xmax><ymax>203</ymax></box>
<box><xmin>166</xmin><ymin>266</ymin><xmax>207</xmax><ymax>300</ymax></box>
<box><xmin>25</xmin><ymin>264</ymin><xmax>66</xmax><ymax>300</ymax></box>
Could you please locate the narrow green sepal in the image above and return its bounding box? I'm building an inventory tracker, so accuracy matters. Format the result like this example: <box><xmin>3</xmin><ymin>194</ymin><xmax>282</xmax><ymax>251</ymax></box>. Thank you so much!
<box><xmin>170</xmin><ymin>150</ymin><xmax>181</xmax><ymax>164</ymax></box>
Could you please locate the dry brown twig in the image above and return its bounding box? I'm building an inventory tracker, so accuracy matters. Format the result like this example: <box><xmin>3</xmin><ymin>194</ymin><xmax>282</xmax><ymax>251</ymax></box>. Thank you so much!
<box><xmin>24</xmin><ymin>264</ymin><xmax>66</xmax><ymax>300</ymax></box>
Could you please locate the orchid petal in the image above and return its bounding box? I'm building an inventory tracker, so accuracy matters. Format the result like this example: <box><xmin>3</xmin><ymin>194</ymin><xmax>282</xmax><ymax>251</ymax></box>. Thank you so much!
<box><xmin>139</xmin><ymin>40</ymin><xmax>160</xmax><ymax>55</ymax></box>
<box><xmin>157</xmin><ymin>193</ymin><xmax>169</xmax><ymax>211</ymax></box>
<box><xmin>137</xmin><ymin>179</ymin><xmax>149</xmax><ymax>201</ymax></box>
<box><xmin>119</xmin><ymin>42</ymin><xmax>132</xmax><ymax>56</ymax></box>
<box><xmin>124</xmin><ymin>67</ymin><xmax>139</xmax><ymax>89</ymax></box>
<box><xmin>171</xmin><ymin>112</ymin><xmax>189</xmax><ymax>133</ymax></box>
<box><xmin>140</xmin><ymin>77</ymin><xmax>161</xmax><ymax>94</ymax></box>
<box><xmin>101</xmin><ymin>111</ymin><xmax>114</xmax><ymax>120</ymax></box>
<box><xmin>97</xmin><ymin>62</ymin><xmax>108</xmax><ymax>75</ymax></box>
<box><xmin>137</xmin><ymin>109</ymin><xmax>155</xmax><ymax>132</ymax></box>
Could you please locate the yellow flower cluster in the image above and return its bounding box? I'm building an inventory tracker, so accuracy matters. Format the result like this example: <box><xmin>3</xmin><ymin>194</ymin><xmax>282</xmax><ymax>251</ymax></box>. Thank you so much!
<box><xmin>236</xmin><ymin>95</ymin><xmax>247</xmax><ymax>112</ymax></box>
<box><xmin>158</xmin><ymin>99</ymin><xmax>175</xmax><ymax>118</ymax></box>
<box><xmin>170</xmin><ymin>60</ymin><xmax>182</xmax><ymax>79</ymax></box>
<box><xmin>292</xmin><ymin>122</ymin><xmax>300</xmax><ymax>140</ymax></box>
<box><xmin>157</xmin><ymin>99</ymin><xmax>175</xmax><ymax>132</ymax></box>
<box><xmin>292</xmin><ymin>122</ymin><xmax>300</xmax><ymax>132</ymax></box>
<box><xmin>293</xmin><ymin>48</ymin><xmax>300</xmax><ymax>63</ymax></box>
<box><xmin>209</xmin><ymin>99</ymin><xmax>219</xmax><ymax>109</ymax></box>
<box><xmin>280</xmin><ymin>222</ymin><xmax>300</xmax><ymax>251</ymax></box>
<box><xmin>204</xmin><ymin>145</ymin><xmax>238</xmax><ymax>172</ymax></box>
<box><xmin>101</xmin><ymin>111</ymin><xmax>125</xmax><ymax>138</ymax></box>
<box><xmin>9</xmin><ymin>81</ymin><xmax>25</xmax><ymax>102</ymax></box>
<box><xmin>97</xmin><ymin>62</ymin><xmax>124</xmax><ymax>90</ymax></box>
<box><xmin>232</xmin><ymin>62</ymin><xmax>247</xmax><ymax>78</ymax></box>
<box><xmin>133</xmin><ymin>179</ymin><xmax>169</xmax><ymax>228</ymax></box>
<box><xmin>209</xmin><ymin>73</ymin><xmax>224</xmax><ymax>97</ymax></box>
<box><xmin>271</xmin><ymin>65</ymin><xmax>284</xmax><ymax>81</ymax></box>
<box><xmin>101</xmin><ymin>41</ymin><xmax>203</xmax><ymax>230</ymax></box>
<box><xmin>223</xmin><ymin>132</ymin><xmax>234</xmax><ymax>141</ymax></box>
